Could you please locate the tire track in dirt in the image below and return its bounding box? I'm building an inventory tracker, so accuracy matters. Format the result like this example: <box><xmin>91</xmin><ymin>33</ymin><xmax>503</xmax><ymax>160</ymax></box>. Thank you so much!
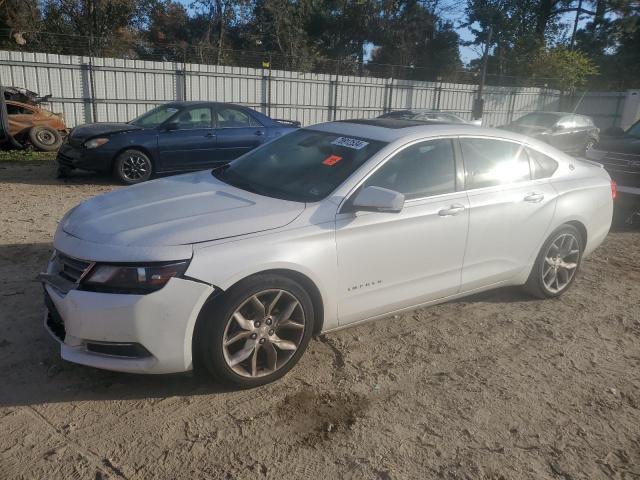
<box><xmin>25</xmin><ymin>405</ymin><xmax>128</xmax><ymax>479</ymax></box>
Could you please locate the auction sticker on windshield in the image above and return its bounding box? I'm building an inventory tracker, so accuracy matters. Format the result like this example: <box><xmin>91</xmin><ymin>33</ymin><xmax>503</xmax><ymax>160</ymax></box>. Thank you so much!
<box><xmin>331</xmin><ymin>137</ymin><xmax>369</xmax><ymax>150</ymax></box>
<box><xmin>322</xmin><ymin>154</ymin><xmax>343</xmax><ymax>166</ymax></box>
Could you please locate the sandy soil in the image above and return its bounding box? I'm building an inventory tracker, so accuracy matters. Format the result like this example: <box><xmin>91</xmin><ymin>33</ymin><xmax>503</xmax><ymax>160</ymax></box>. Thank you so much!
<box><xmin>1</xmin><ymin>161</ymin><xmax>639</xmax><ymax>480</ymax></box>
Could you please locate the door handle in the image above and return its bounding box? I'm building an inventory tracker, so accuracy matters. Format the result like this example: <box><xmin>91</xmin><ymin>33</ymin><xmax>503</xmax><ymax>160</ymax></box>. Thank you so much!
<box><xmin>524</xmin><ymin>192</ymin><xmax>544</xmax><ymax>203</ymax></box>
<box><xmin>204</xmin><ymin>132</ymin><xmax>216</xmax><ymax>138</ymax></box>
<box><xmin>255</xmin><ymin>130</ymin><xmax>265</xmax><ymax>136</ymax></box>
<box><xmin>438</xmin><ymin>204</ymin><xmax>466</xmax><ymax>216</ymax></box>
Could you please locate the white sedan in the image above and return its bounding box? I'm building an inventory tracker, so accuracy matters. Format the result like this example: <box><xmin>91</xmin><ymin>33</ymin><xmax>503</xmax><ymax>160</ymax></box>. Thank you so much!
<box><xmin>40</xmin><ymin>119</ymin><xmax>614</xmax><ymax>386</ymax></box>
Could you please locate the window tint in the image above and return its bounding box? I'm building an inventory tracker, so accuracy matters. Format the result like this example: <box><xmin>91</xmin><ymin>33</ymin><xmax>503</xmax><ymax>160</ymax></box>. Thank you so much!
<box><xmin>513</xmin><ymin>113</ymin><xmax>560</xmax><ymax>128</ymax></box>
<box><xmin>363</xmin><ymin>139</ymin><xmax>456</xmax><ymax>199</ymax></box>
<box><xmin>460</xmin><ymin>138</ymin><xmax>530</xmax><ymax>189</ymax></box>
<box><xmin>527</xmin><ymin>148</ymin><xmax>558</xmax><ymax>179</ymax></box>
<box><xmin>175</xmin><ymin>107</ymin><xmax>212</xmax><ymax>129</ymax></box>
<box><xmin>130</xmin><ymin>104</ymin><xmax>178</xmax><ymax>127</ymax></box>
<box><xmin>215</xmin><ymin>129</ymin><xmax>387</xmax><ymax>202</ymax></box>
<box><xmin>217</xmin><ymin>107</ymin><xmax>254</xmax><ymax>128</ymax></box>
<box><xmin>557</xmin><ymin>116</ymin><xmax>577</xmax><ymax>129</ymax></box>
<box><xmin>6</xmin><ymin>104</ymin><xmax>32</xmax><ymax>114</ymax></box>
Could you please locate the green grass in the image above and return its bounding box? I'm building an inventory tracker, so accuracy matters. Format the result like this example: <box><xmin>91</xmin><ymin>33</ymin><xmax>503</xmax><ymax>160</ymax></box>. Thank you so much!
<box><xmin>0</xmin><ymin>149</ymin><xmax>57</xmax><ymax>162</ymax></box>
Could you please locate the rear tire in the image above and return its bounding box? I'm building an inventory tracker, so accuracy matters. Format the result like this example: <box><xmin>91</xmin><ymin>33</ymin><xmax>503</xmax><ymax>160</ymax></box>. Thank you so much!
<box><xmin>29</xmin><ymin>126</ymin><xmax>62</xmax><ymax>151</ymax></box>
<box><xmin>196</xmin><ymin>274</ymin><xmax>314</xmax><ymax>387</ymax></box>
<box><xmin>113</xmin><ymin>149</ymin><xmax>153</xmax><ymax>184</ymax></box>
<box><xmin>524</xmin><ymin>224</ymin><xmax>584</xmax><ymax>299</ymax></box>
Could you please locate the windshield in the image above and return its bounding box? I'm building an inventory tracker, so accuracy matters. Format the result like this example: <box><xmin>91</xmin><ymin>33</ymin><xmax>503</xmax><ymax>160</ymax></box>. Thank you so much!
<box><xmin>628</xmin><ymin>121</ymin><xmax>640</xmax><ymax>138</ymax></box>
<box><xmin>513</xmin><ymin>113</ymin><xmax>561</xmax><ymax>128</ymax></box>
<box><xmin>130</xmin><ymin>105</ymin><xmax>179</xmax><ymax>127</ymax></box>
<box><xmin>213</xmin><ymin>129</ymin><xmax>387</xmax><ymax>202</ymax></box>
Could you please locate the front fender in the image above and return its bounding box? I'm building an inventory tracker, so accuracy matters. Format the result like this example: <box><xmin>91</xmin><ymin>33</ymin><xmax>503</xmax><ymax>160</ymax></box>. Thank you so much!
<box><xmin>185</xmin><ymin>224</ymin><xmax>339</xmax><ymax>331</ymax></box>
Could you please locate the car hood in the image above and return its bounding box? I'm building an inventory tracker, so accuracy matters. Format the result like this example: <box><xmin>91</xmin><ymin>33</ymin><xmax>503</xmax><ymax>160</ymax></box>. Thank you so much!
<box><xmin>61</xmin><ymin>170</ymin><xmax>306</xmax><ymax>247</ymax></box>
<box><xmin>500</xmin><ymin>124</ymin><xmax>550</xmax><ymax>136</ymax></box>
<box><xmin>595</xmin><ymin>135</ymin><xmax>640</xmax><ymax>155</ymax></box>
<box><xmin>69</xmin><ymin>122</ymin><xmax>144</xmax><ymax>143</ymax></box>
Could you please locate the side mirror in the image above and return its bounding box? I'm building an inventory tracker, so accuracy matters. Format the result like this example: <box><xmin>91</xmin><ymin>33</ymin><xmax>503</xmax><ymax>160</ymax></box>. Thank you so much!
<box><xmin>604</xmin><ymin>126</ymin><xmax>625</xmax><ymax>137</ymax></box>
<box><xmin>347</xmin><ymin>186</ymin><xmax>405</xmax><ymax>213</ymax></box>
<box><xmin>553</xmin><ymin>123</ymin><xmax>565</xmax><ymax>132</ymax></box>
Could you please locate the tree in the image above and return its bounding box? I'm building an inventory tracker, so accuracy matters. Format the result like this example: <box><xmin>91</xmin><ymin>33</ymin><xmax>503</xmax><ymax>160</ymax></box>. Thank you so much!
<box><xmin>529</xmin><ymin>46</ymin><xmax>598</xmax><ymax>91</ymax></box>
<box><xmin>40</xmin><ymin>0</ymin><xmax>143</xmax><ymax>55</ymax></box>
<box><xmin>0</xmin><ymin>0</ymin><xmax>42</xmax><ymax>48</ymax></box>
<box><xmin>190</xmin><ymin>0</ymin><xmax>252</xmax><ymax>65</ymax></box>
<box><xmin>370</xmin><ymin>0</ymin><xmax>461</xmax><ymax>80</ymax></box>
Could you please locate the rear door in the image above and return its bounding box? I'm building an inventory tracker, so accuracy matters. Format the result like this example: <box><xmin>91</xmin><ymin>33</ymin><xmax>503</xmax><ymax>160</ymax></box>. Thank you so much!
<box><xmin>458</xmin><ymin>137</ymin><xmax>557</xmax><ymax>291</ymax></box>
<box><xmin>158</xmin><ymin>105</ymin><xmax>216</xmax><ymax>171</ymax></box>
<box><xmin>213</xmin><ymin>105</ymin><xmax>266</xmax><ymax>163</ymax></box>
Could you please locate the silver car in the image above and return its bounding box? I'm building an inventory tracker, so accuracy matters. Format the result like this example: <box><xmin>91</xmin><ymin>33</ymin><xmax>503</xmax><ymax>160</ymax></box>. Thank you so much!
<box><xmin>42</xmin><ymin>118</ymin><xmax>614</xmax><ymax>387</ymax></box>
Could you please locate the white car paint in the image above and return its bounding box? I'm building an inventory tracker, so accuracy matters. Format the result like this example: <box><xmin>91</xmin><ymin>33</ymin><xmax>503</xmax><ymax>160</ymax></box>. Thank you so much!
<box><xmin>44</xmin><ymin>122</ymin><xmax>614</xmax><ymax>374</ymax></box>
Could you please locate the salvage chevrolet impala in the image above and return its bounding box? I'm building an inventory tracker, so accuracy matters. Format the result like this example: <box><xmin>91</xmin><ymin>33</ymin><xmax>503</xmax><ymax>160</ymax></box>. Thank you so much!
<box><xmin>40</xmin><ymin>119</ymin><xmax>614</xmax><ymax>386</ymax></box>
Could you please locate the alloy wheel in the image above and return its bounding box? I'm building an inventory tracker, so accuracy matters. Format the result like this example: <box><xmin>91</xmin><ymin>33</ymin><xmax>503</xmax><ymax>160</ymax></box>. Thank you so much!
<box><xmin>222</xmin><ymin>289</ymin><xmax>305</xmax><ymax>378</ymax></box>
<box><xmin>120</xmin><ymin>154</ymin><xmax>150</xmax><ymax>181</ymax></box>
<box><xmin>542</xmin><ymin>233</ymin><xmax>580</xmax><ymax>294</ymax></box>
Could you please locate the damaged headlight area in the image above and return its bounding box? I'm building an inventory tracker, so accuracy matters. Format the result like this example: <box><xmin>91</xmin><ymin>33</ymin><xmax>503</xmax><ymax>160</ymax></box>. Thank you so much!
<box><xmin>81</xmin><ymin>260</ymin><xmax>190</xmax><ymax>294</ymax></box>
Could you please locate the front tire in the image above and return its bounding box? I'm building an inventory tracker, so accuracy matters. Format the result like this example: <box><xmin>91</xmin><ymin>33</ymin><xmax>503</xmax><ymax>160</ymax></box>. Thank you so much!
<box><xmin>524</xmin><ymin>224</ymin><xmax>583</xmax><ymax>299</ymax></box>
<box><xmin>196</xmin><ymin>274</ymin><xmax>314</xmax><ymax>387</ymax></box>
<box><xmin>113</xmin><ymin>149</ymin><xmax>153</xmax><ymax>184</ymax></box>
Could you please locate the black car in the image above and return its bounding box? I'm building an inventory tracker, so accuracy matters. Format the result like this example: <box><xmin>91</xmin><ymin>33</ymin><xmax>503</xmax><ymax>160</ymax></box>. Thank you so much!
<box><xmin>500</xmin><ymin>111</ymin><xmax>599</xmax><ymax>156</ymax></box>
<box><xmin>587</xmin><ymin>120</ymin><xmax>640</xmax><ymax>205</ymax></box>
<box><xmin>57</xmin><ymin>102</ymin><xmax>299</xmax><ymax>184</ymax></box>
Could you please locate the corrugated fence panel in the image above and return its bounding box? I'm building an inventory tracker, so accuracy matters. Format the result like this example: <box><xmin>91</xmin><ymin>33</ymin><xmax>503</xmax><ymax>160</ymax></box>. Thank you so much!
<box><xmin>566</xmin><ymin>92</ymin><xmax>626</xmax><ymax>128</ymax></box>
<box><xmin>0</xmin><ymin>49</ymin><xmax>627</xmax><ymax>130</ymax></box>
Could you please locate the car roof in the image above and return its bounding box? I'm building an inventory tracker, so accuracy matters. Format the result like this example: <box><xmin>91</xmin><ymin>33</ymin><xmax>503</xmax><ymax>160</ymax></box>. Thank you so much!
<box><xmin>309</xmin><ymin>119</ymin><xmax>515</xmax><ymax>143</ymax></box>
<box><xmin>523</xmin><ymin>111</ymin><xmax>590</xmax><ymax>118</ymax></box>
<box><xmin>162</xmin><ymin>101</ymin><xmax>247</xmax><ymax>109</ymax></box>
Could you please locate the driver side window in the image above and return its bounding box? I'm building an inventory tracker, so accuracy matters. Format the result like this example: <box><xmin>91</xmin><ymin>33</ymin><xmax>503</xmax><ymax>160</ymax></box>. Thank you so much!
<box><xmin>363</xmin><ymin>139</ymin><xmax>456</xmax><ymax>200</ymax></box>
<box><xmin>174</xmin><ymin>107</ymin><xmax>212</xmax><ymax>129</ymax></box>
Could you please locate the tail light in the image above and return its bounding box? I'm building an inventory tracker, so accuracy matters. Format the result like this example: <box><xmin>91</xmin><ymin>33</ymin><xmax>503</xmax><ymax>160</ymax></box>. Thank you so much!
<box><xmin>611</xmin><ymin>180</ymin><xmax>617</xmax><ymax>200</ymax></box>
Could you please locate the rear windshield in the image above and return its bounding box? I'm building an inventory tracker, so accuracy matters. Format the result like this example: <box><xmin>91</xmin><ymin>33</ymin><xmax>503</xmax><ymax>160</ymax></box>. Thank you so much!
<box><xmin>213</xmin><ymin>129</ymin><xmax>387</xmax><ymax>202</ymax></box>
<box><xmin>513</xmin><ymin>113</ymin><xmax>561</xmax><ymax>128</ymax></box>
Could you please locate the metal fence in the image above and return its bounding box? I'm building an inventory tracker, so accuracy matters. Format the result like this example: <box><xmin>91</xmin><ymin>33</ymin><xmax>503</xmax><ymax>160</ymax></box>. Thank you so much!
<box><xmin>0</xmin><ymin>49</ymin><xmax>628</xmax><ymax>130</ymax></box>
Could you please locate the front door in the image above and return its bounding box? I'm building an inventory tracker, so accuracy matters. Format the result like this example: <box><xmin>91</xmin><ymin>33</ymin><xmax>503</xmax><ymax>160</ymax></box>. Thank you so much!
<box><xmin>158</xmin><ymin>106</ymin><xmax>216</xmax><ymax>171</ymax></box>
<box><xmin>458</xmin><ymin>137</ymin><xmax>557</xmax><ymax>291</ymax></box>
<box><xmin>335</xmin><ymin>138</ymin><xmax>469</xmax><ymax>325</ymax></box>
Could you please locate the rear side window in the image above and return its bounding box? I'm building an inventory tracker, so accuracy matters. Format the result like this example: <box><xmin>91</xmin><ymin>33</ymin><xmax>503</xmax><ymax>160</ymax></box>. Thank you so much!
<box><xmin>363</xmin><ymin>139</ymin><xmax>456</xmax><ymax>199</ymax></box>
<box><xmin>217</xmin><ymin>107</ymin><xmax>257</xmax><ymax>128</ymax></box>
<box><xmin>527</xmin><ymin>148</ymin><xmax>558</xmax><ymax>179</ymax></box>
<box><xmin>557</xmin><ymin>116</ymin><xmax>577</xmax><ymax>129</ymax></box>
<box><xmin>460</xmin><ymin>138</ymin><xmax>531</xmax><ymax>189</ymax></box>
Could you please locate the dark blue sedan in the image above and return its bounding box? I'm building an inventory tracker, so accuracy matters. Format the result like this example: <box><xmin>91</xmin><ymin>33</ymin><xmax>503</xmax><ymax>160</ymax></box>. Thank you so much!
<box><xmin>56</xmin><ymin>102</ymin><xmax>299</xmax><ymax>184</ymax></box>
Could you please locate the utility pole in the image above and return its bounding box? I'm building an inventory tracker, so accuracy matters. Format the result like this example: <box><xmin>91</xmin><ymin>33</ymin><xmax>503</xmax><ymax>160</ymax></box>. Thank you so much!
<box><xmin>473</xmin><ymin>26</ymin><xmax>492</xmax><ymax>121</ymax></box>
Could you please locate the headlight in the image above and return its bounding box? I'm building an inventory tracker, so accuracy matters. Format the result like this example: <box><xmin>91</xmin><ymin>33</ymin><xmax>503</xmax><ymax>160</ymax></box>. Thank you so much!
<box><xmin>82</xmin><ymin>260</ymin><xmax>190</xmax><ymax>294</ymax></box>
<box><xmin>84</xmin><ymin>137</ymin><xmax>110</xmax><ymax>149</ymax></box>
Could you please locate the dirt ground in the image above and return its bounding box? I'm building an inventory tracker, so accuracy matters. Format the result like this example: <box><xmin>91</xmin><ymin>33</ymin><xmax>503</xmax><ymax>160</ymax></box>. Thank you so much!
<box><xmin>1</xmin><ymin>161</ymin><xmax>639</xmax><ymax>480</ymax></box>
